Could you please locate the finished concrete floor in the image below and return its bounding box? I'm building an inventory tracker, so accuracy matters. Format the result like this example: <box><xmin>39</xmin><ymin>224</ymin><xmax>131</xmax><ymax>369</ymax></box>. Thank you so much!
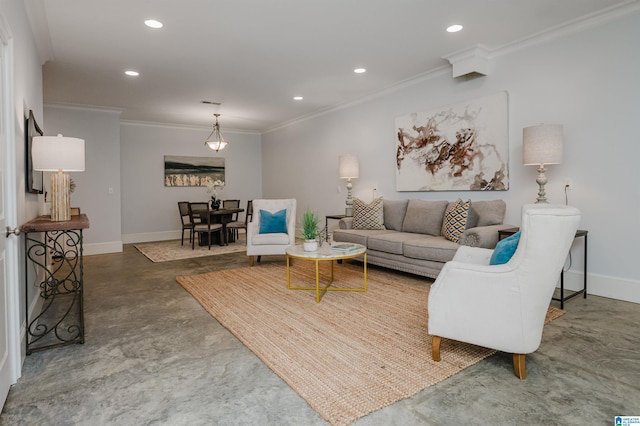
<box><xmin>1</xmin><ymin>244</ymin><xmax>638</xmax><ymax>425</ymax></box>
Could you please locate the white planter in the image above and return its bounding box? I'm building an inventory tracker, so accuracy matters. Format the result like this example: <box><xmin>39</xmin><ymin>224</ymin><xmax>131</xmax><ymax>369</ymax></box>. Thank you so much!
<box><xmin>303</xmin><ymin>239</ymin><xmax>318</xmax><ymax>252</ymax></box>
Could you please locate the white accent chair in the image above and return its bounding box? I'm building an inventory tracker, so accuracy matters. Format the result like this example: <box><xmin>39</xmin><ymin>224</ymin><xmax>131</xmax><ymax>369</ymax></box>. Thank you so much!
<box><xmin>246</xmin><ymin>199</ymin><xmax>297</xmax><ymax>265</ymax></box>
<box><xmin>428</xmin><ymin>204</ymin><xmax>580</xmax><ymax>379</ymax></box>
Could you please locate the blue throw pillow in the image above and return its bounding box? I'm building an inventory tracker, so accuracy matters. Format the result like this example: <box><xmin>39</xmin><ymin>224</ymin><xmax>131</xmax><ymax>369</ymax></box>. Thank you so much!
<box><xmin>259</xmin><ymin>209</ymin><xmax>288</xmax><ymax>234</ymax></box>
<box><xmin>489</xmin><ymin>231</ymin><xmax>521</xmax><ymax>265</ymax></box>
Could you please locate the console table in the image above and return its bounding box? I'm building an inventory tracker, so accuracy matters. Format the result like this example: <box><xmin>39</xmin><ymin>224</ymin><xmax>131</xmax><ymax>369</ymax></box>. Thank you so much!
<box><xmin>21</xmin><ymin>214</ymin><xmax>90</xmax><ymax>354</ymax></box>
<box><xmin>498</xmin><ymin>227</ymin><xmax>588</xmax><ymax>309</ymax></box>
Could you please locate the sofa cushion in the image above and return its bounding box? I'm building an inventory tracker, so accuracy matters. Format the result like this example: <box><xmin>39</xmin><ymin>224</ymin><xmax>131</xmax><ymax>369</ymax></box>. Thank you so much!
<box><xmin>367</xmin><ymin>231</ymin><xmax>422</xmax><ymax>255</ymax></box>
<box><xmin>403</xmin><ymin>235</ymin><xmax>460</xmax><ymax>263</ymax></box>
<box><xmin>383</xmin><ymin>199</ymin><xmax>409</xmax><ymax>231</ymax></box>
<box><xmin>332</xmin><ymin>229</ymin><xmax>389</xmax><ymax>246</ymax></box>
<box><xmin>441</xmin><ymin>199</ymin><xmax>471</xmax><ymax>243</ymax></box>
<box><xmin>353</xmin><ymin>197</ymin><xmax>385</xmax><ymax>230</ymax></box>
<box><xmin>401</xmin><ymin>200</ymin><xmax>448</xmax><ymax>236</ymax></box>
<box><xmin>251</xmin><ymin>232</ymin><xmax>290</xmax><ymax>245</ymax></box>
<box><xmin>466</xmin><ymin>199</ymin><xmax>506</xmax><ymax>228</ymax></box>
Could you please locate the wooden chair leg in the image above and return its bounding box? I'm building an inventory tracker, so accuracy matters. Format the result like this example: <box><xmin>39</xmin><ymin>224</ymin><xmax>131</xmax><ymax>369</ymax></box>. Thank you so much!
<box><xmin>432</xmin><ymin>336</ymin><xmax>441</xmax><ymax>362</ymax></box>
<box><xmin>249</xmin><ymin>256</ymin><xmax>254</xmax><ymax>266</ymax></box>
<box><xmin>513</xmin><ymin>354</ymin><xmax>527</xmax><ymax>379</ymax></box>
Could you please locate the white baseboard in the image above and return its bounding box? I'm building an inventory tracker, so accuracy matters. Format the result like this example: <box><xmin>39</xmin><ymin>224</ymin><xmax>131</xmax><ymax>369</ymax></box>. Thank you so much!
<box><xmin>122</xmin><ymin>230</ymin><xmax>181</xmax><ymax>244</ymax></box>
<box><xmin>561</xmin><ymin>269</ymin><xmax>640</xmax><ymax>304</ymax></box>
<box><xmin>84</xmin><ymin>241</ymin><xmax>123</xmax><ymax>255</ymax></box>
<box><xmin>121</xmin><ymin>229</ymin><xmax>246</xmax><ymax>245</ymax></box>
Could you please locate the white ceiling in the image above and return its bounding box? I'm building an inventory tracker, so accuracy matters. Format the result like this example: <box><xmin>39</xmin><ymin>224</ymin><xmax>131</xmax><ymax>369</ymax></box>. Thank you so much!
<box><xmin>30</xmin><ymin>0</ymin><xmax>634</xmax><ymax>132</ymax></box>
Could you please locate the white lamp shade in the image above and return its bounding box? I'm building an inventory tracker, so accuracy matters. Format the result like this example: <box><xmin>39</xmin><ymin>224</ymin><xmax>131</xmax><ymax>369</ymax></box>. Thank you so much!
<box><xmin>522</xmin><ymin>124</ymin><xmax>563</xmax><ymax>166</ymax></box>
<box><xmin>32</xmin><ymin>134</ymin><xmax>85</xmax><ymax>171</ymax></box>
<box><xmin>339</xmin><ymin>154</ymin><xmax>359</xmax><ymax>179</ymax></box>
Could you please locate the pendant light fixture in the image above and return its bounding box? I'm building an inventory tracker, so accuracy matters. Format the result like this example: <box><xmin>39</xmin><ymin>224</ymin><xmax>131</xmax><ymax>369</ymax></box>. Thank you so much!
<box><xmin>204</xmin><ymin>113</ymin><xmax>228</xmax><ymax>152</ymax></box>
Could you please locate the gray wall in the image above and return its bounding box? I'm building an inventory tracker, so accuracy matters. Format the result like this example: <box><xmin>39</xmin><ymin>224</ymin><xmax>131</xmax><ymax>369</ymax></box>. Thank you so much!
<box><xmin>120</xmin><ymin>122</ymin><xmax>262</xmax><ymax>243</ymax></box>
<box><xmin>261</xmin><ymin>12</ymin><xmax>640</xmax><ymax>302</ymax></box>
<box><xmin>43</xmin><ymin>105</ymin><xmax>123</xmax><ymax>253</ymax></box>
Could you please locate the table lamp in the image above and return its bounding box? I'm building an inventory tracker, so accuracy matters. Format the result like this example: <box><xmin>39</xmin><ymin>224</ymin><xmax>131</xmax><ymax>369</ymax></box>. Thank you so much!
<box><xmin>522</xmin><ymin>124</ymin><xmax>563</xmax><ymax>204</ymax></box>
<box><xmin>32</xmin><ymin>134</ymin><xmax>85</xmax><ymax>221</ymax></box>
<box><xmin>339</xmin><ymin>154</ymin><xmax>359</xmax><ymax>216</ymax></box>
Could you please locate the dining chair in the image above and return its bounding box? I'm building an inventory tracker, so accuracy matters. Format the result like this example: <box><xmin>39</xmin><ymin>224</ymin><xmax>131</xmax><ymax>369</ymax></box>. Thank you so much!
<box><xmin>227</xmin><ymin>200</ymin><xmax>252</xmax><ymax>241</ymax></box>
<box><xmin>188</xmin><ymin>202</ymin><xmax>223</xmax><ymax>249</ymax></box>
<box><xmin>178</xmin><ymin>201</ymin><xmax>194</xmax><ymax>246</ymax></box>
<box><xmin>222</xmin><ymin>199</ymin><xmax>240</xmax><ymax>217</ymax></box>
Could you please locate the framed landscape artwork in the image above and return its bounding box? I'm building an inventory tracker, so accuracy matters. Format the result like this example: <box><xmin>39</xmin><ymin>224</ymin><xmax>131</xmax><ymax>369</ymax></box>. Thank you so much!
<box><xmin>395</xmin><ymin>91</ymin><xmax>509</xmax><ymax>191</ymax></box>
<box><xmin>164</xmin><ymin>155</ymin><xmax>225</xmax><ymax>187</ymax></box>
<box><xmin>25</xmin><ymin>110</ymin><xmax>44</xmax><ymax>194</ymax></box>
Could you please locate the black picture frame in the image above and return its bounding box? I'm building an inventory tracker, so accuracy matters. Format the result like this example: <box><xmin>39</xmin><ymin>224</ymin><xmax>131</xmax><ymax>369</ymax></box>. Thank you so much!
<box><xmin>25</xmin><ymin>110</ymin><xmax>44</xmax><ymax>194</ymax></box>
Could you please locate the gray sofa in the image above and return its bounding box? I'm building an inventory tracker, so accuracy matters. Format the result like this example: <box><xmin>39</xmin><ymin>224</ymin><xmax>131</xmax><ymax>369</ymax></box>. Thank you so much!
<box><xmin>332</xmin><ymin>199</ymin><xmax>511</xmax><ymax>279</ymax></box>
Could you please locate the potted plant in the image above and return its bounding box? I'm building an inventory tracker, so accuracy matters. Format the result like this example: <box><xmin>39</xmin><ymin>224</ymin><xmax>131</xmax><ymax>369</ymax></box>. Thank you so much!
<box><xmin>302</xmin><ymin>208</ymin><xmax>320</xmax><ymax>252</ymax></box>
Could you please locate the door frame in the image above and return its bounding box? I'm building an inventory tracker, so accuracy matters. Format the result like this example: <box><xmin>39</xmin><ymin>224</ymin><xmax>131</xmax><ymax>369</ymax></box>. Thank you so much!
<box><xmin>0</xmin><ymin>13</ymin><xmax>23</xmax><ymax>401</ymax></box>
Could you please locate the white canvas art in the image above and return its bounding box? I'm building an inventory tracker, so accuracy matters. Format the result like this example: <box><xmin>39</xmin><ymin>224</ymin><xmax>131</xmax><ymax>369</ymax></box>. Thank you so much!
<box><xmin>395</xmin><ymin>91</ymin><xmax>509</xmax><ymax>191</ymax></box>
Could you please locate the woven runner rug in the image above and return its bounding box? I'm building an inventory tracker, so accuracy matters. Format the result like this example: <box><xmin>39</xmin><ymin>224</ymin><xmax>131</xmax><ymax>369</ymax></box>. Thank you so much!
<box><xmin>176</xmin><ymin>261</ymin><xmax>563</xmax><ymax>426</ymax></box>
<box><xmin>135</xmin><ymin>234</ymin><xmax>246</xmax><ymax>262</ymax></box>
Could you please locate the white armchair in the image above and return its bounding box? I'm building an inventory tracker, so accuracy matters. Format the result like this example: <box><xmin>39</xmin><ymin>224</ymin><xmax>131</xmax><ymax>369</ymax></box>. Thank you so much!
<box><xmin>246</xmin><ymin>199</ymin><xmax>297</xmax><ymax>265</ymax></box>
<box><xmin>428</xmin><ymin>204</ymin><xmax>581</xmax><ymax>379</ymax></box>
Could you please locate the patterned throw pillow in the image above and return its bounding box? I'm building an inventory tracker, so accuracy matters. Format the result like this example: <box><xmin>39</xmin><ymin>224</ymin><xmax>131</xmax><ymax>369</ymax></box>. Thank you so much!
<box><xmin>441</xmin><ymin>199</ymin><xmax>471</xmax><ymax>242</ymax></box>
<box><xmin>352</xmin><ymin>197</ymin><xmax>385</xmax><ymax>230</ymax></box>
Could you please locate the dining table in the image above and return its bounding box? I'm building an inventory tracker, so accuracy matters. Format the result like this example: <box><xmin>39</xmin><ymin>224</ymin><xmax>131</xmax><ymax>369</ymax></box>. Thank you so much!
<box><xmin>196</xmin><ymin>207</ymin><xmax>244</xmax><ymax>246</ymax></box>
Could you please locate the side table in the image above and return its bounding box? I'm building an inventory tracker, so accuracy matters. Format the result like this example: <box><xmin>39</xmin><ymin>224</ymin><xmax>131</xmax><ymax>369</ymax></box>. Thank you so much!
<box><xmin>498</xmin><ymin>227</ymin><xmax>588</xmax><ymax>309</ymax></box>
<box><xmin>325</xmin><ymin>214</ymin><xmax>346</xmax><ymax>241</ymax></box>
<box><xmin>21</xmin><ymin>214</ymin><xmax>90</xmax><ymax>354</ymax></box>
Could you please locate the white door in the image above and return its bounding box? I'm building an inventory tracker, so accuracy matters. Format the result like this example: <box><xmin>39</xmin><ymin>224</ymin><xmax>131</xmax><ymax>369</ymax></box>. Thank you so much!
<box><xmin>0</xmin><ymin>17</ymin><xmax>21</xmax><ymax>409</ymax></box>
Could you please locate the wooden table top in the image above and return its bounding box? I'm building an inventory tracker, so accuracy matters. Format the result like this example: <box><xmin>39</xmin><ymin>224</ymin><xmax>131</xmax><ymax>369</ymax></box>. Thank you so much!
<box><xmin>21</xmin><ymin>214</ymin><xmax>90</xmax><ymax>233</ymax></box>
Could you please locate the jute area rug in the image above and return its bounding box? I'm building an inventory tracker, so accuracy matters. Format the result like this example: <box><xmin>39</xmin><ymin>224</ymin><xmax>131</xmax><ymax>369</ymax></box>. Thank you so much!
<box><xmin>176</xmin><ymin>261</ymin><xmax>563</xmax><ymax>426</ymax></box>
<box><xmin>135</xmin><ymin>234</ymin><xmax>246</xmax><ymax>262</ymax></box>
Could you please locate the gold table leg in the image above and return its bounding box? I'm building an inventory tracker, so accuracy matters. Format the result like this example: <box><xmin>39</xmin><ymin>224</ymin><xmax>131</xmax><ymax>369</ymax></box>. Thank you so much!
<box><xmin>287</xmin><ymin>252</ymin><xmax>367</xmax><ymax>303</ymax></box>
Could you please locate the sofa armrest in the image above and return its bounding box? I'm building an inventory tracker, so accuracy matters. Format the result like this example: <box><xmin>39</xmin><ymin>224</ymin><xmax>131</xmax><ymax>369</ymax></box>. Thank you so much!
<box><xmin>339</xmin><ymin>217</ymin><xmax>354</xmax><ymax>229</ymax></box>
<box><xmin>458</xmin><ymin>224</ymin><xmax>516</xmax><ymax>249</ymax></box>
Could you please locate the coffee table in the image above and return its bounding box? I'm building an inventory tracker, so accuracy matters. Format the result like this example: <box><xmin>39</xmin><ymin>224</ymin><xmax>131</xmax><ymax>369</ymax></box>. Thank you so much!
<box><xmin>286</xmin><ymin>243</ymin><xmax>367</xmax><ymax>303</ymax></box>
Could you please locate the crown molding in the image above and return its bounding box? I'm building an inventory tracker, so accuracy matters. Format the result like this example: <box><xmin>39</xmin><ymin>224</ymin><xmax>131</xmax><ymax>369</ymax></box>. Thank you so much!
<box><xmin>262</xmin><ymin>65</ymin><xmax>450</xmax><ymax>134</ymax></box>
<box><xmin>24</xmin><ymin>0</ymin><xmax>54</xmax><ymax>64</ymax></box>
<box><xmin>120</xmin><ymin>119</ymin><xmax>260</xmax><ymax>135</ymax></box>
<box><xmin>44</xmin><ymin>102</ymin><xmax>123</xmax><ymax>115</ymax></box>
<box><xmin>265</xmin><ymin>1</ymin><xmax>640</xmax><ymax>134</ymax></box>
<box><xmin>490</xmin><ymin>0</ymin><xmax>640</xmax><ymax>59</ymax></box>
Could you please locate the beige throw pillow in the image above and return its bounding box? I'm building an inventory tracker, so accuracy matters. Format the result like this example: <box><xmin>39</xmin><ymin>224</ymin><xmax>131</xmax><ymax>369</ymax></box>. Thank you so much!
<box><xmin>352</xmin><ymin>197</ymin><xmax>385</xmax><ymax>230</ymax></box>
<box><xmin>441</xmin><ymin>198</ymin><xmax>471</xmax><ymax>243</ymax></box>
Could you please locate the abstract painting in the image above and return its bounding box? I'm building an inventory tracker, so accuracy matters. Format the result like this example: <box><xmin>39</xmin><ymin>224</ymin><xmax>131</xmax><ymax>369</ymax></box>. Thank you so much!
<box><xmin>395</xmin><ymin>91</ymin><xmax>509</xmax><ymax>191</ymax></box>
<box><xmin>164</xmin><ymin>155</ymin><xmax>225</xmax><ymax>187</ymax></box>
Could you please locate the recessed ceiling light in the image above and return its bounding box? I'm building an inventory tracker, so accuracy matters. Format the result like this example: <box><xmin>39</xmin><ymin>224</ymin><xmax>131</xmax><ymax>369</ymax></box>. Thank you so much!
<box><xmin>446</xmin><ymin>24</ymin><xmax>463</xmax><ymax>33</ymax></box>
<box><xmin>145</xmin><ymin>19</ymin><xmax>163</xmax><ymax>29</ymax></box>
<box><xmin>125</xmin><ymin>70</ymin><xmax>139</xmax><ymax>77</ymax></box>
<box><xmin>293</xmin><ymin>96</ymin><xmax>303</xmax><ymax>101</ymax></box>
<box><xmin>354</xmin><ymin>68</ymin><xmax>366</xmax><ymax>74</ymax></box>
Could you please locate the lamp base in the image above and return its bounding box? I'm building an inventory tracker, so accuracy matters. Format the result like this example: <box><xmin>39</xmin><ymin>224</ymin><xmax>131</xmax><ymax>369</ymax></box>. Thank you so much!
<box><xmin>50</xmin><ymin>172</ymin><xmax>71</xmax><ymax>221</ymax></box>
<box><xmin>534</xmin><ymin>164</ymin><xmax>549</xmax><ymax>204</ymax></box>
<box><xmin>344</xmin><ymin>179</ymin><xmax>354</xmax><ymax>217</ymax></box>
